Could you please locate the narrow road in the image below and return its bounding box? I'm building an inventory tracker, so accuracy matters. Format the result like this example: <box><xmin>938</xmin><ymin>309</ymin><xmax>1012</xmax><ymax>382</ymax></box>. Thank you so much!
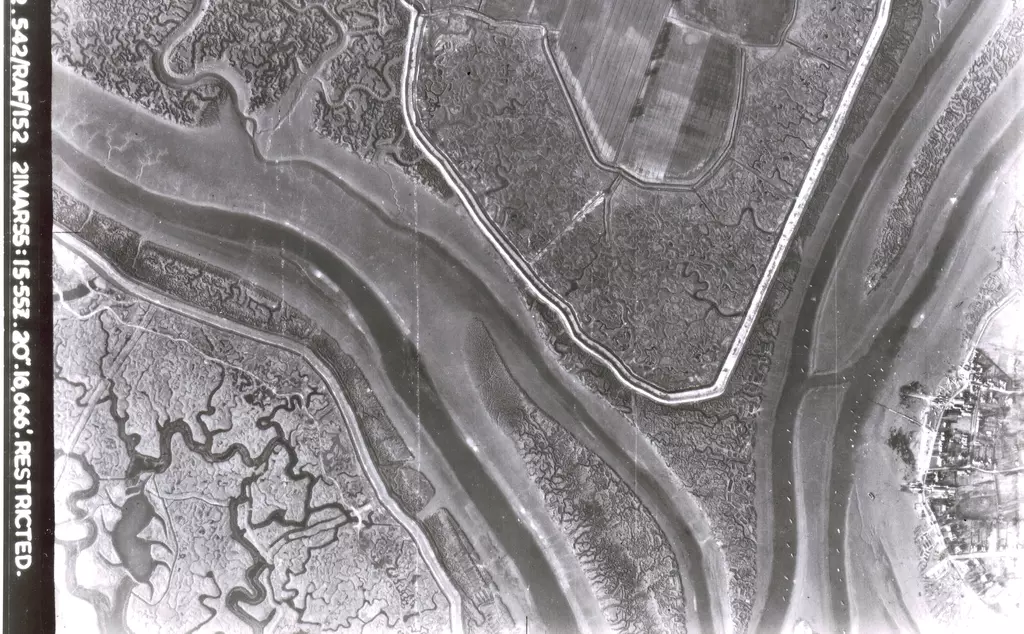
<box><xmin>399</xmin><ymin>0</ymin><xmax>892</xmax><ymax>406</ymax></box>
<box><xmin>56</xmin><ymin>46</ymin><xmax>737</xmax><ymax>631</ymax></box>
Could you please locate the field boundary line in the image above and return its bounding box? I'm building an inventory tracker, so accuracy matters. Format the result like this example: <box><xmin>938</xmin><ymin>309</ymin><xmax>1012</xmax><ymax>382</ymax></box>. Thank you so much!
<box><xmin>399</xmin><ymin>0</ymin><xmax>893</xmax><ymax>405</ymax></box>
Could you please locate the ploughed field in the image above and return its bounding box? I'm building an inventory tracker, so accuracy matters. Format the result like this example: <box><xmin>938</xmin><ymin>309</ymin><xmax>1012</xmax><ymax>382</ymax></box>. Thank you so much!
<box><xmin>51</xmin><ymin>0</ymin><xmax>887</xmax><ymax>399</ymax></box>
<box><xmin>411</xmin><ymin>0</ymin><xmax>885</xmax><ymax>398</ymax></box>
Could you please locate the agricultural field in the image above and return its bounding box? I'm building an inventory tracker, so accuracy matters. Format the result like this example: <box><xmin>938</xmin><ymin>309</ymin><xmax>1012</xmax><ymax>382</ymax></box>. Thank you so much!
<box><xmin>50</xmin><ymin>0</ymin><xmax>885</xmax><ymax>398</ymax></box>
<box><xmin>411</xmin><ymin>0</ymin><xmax>886</xmax><ymax>395</ymax></box>
<box><xmin>50</xmin><ymin>0</ymin><xmax>1009</xmax><ymax>632</ymax></box>
<box><xmin>545</xmin><ymin>1</ymin><xmax>743</xmax><ymax>185</ymax></box>
<box><xmin>472</xmin><ymin>0</ymin><xmax>557</xmax><ymax>22</ymax></box>
<box><xmin>617</xmin><ymin>22</ymin><xmax>743</xmax><ymax>183</ymax></box>
<box><xmin>674</xmin><ymin>0</ymin><xmax>795</xmax><ymax>46</ymax></box>
<box><xmin>551</xmin><ymin>0</ymin><xmax>675</xmax><ymax>161</ymax></box>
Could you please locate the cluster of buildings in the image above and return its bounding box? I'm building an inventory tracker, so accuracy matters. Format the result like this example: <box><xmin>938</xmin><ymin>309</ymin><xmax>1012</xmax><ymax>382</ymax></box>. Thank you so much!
<box><xmin>916</xmin><ymin>348</ymin><xmax>1024</xmax><ymax>605</ymax></box>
